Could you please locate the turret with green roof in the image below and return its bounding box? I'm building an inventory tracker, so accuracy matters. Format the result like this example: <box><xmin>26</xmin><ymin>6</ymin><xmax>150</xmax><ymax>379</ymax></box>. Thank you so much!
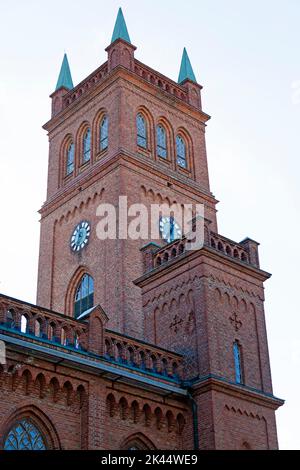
<box><xmin>178</xmin><ymin>48</ymin><xmax>197</xmax><ymax>84</ymax></box>
<box><xmin>111</xmin><ymin>7</ymin><xmax>131</xmax><ymax>44</ymax></box>
<box><xmin>55</xmin><ymin>53</ymin><xmax>74</xmax><ymax>91</ymax></box>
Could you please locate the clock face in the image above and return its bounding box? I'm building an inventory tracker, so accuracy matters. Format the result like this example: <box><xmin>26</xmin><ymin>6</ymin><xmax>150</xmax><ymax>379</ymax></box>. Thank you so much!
<box><xmin>159</xmin><ymin>216</ymin><xmax>182</xmax><ymax>243</ymax></box>
<box><xmin>70</xmin><ymin>221</ymin><xmax>91</xmax><ymax>252</ymax></box>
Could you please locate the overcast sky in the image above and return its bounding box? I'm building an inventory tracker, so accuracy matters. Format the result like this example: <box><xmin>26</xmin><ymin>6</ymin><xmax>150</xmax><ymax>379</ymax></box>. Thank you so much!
<box><xmin>0</xmin><ymin>0</ymin><xmax>299</xmax><ymax>449</ymax></box>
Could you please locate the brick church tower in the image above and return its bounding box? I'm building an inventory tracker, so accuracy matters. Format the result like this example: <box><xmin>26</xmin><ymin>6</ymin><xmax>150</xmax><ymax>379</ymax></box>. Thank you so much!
<box><xmin>0</xmin><ymin>8</ymin><xmax>283</xmax><ymax>450</ymax></box>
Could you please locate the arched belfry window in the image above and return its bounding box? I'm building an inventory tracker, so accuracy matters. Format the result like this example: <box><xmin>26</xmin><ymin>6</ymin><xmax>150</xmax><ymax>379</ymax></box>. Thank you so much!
<box><xmin>233</xmin><ymin>341</ymin><xmax>243</xmax><ymax>384</ymax></box>
<box><xmin>137</xmin><ymin>113</ymin><xmax>147</xmax><ymax>148</ymax></box>
<box><xmin>74</xmin><ymin>274</ymin><xmax>94</xmax><ymax>318</ymax></box>
<box><xmin>83</xmin><ymin>128</ymin><xmax>91</xmax><ymax>163</ymax></box>
<box><xmin>6</xmin><ymin>309</ymin><xmax>15</xmax><ymax>329</ymax></box>
<box><xmin>157</xmin><ymin>125</ymin><xmax>167</xmax><ymax>158</ymax></box>
<box><xmin>20</xmin><ymin>314</ymin><xmax>28</xmax><ymax>334</ymax></box>
<box><xmin>100</xmin><ymin>116</ymin><xmax>109</xmax><ymax>150</ymax></box>
<box><xmin>66</xmin><ymin>142</ymin><xmax>74</xmax><ymax>175</ymax></box>
<box><xmin>4</xmin><ymin>419</ymin><xmax>47</xmax><ymax>450</ymax></box>
<box><xmin>176</xmin><ymin>135</ymin><xmax>187</xmax><ymax>168</ymax></box>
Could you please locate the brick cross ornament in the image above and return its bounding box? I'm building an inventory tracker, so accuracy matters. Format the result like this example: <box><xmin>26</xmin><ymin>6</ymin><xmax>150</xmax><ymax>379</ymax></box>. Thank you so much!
<box><xmin>229</xmin><ymin>312</ymin><xmax>242</xmax><ymax>331</ymax></box>
<box><xmin>170</xmin><ymin>315</ymin><xmax>183</xmax><ymax>333</ymax></box>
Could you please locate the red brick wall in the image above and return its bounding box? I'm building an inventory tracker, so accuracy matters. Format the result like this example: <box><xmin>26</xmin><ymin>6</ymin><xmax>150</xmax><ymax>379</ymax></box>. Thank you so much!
<box><xmin>30</xmin><ymin>44</ymin><xmax>281</xmax><ymax>450</ymax></box>
<box><xmin>0</xmin><ymin>355</ymin><xmax>190</xmax><ymax>450</ymax></box>
<box><xmin>37</xmin><ymin>67</ymin><xmax>218</xmax><ymax>337</ymax></box>
<box><xmin>141</xmin><ymin>252</ymin><xmax>272</xmax><ymax>389</ymax></box>
<box><xmin>212</xmin><ymin>391</ymin><xmax>278</xmax><ymax>449</ymax></box>
<box><xmin>193</xmin><ymin>389</ymin><xmax>278</xmax><ymax>450</ymax></box>
<box><xmin>139</xmin><ymin>250</ymin><xmax>279</xmax><ymax>448</ymax></box>
<box><xmin>0</xmin><ymin>360</ymin><xmax>85</xmax><ymax>449</ymax></box>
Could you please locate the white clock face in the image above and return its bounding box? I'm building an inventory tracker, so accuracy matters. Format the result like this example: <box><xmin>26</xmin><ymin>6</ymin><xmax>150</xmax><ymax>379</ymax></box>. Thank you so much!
<box><xmin>159</xmin><ymin>217</ymin><xmax>182</xmax><ymax>243</ymax></box>
<box><xmin>70</xmin><ymin>221</ymin><xmax>91</xmax><ymax>252</ymax></box>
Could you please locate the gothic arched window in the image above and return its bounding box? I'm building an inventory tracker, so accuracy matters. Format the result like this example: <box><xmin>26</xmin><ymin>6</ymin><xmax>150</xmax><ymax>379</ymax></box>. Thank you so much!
<box><xmin>121</xmin><ymin>433</ymin><xmax>155</xmax><ymax>450</ymax></box>
<box><xmin>74</xmin><ymin>333</ymin><xmax>80</xmax><ymax>349</ymax></box>
<box><xmin>176</xmin><ymin>135</ymin><xmax>187</xmax><ymax>168</ymax></box>
<box><xmin>6</xmin><ymin>309</ymin><xmax>15</xmax><ymax>329</ymax></box>
<box><xmin>66</xmin><ymin>142</ymin><xmax>75</xmax><ymax>175</ymax></box>
<box><xmin>48</xmin><ymin>323</ymin><xmax>55</xmax><ymax>341</ymax></box>
<box><xmin>100</xmin><ymin>116</ymin><xmax>109</xmax><ymax>150</ymax></box>
<box><xmin>83</xmin><ymin>128</ymin><xmax>91</xmax><ymax>163</ymax></box>
<box><xmin>233</xmin><ymin>341</ymin><xmax>243</xmax><ymax>384</ymax></box>
<box><xmin>34</xmin><ymin>319</ymin><xmax>42</xmax><ymax>337</ymax></box>
<box><xmin>61</xmin><ymin>328</ymin><xmax>67</xmax><ymax>346</ymax></box>
<box><xmin>74</xmin><ymin>274</ymin><xmax>94</xmax><ymax>318</ymax></box>
<box><xmin>157</xmin><ymin>125</ymin><xmax>167</xmax><ymax>158</ymax></box>
<box><xmin>20</xmin><ymin>314</ymin><xmax>28</xmax><ymax>334</ymax></box>
<box><xmin>137</xmin><ymin>113</ymin><xmax>147</xmax><ymax>148</ymax></box>
<box><xmin>4</xmin><ymin>419</ymin><xmax>47</xmax><ymax>450</ymax></box>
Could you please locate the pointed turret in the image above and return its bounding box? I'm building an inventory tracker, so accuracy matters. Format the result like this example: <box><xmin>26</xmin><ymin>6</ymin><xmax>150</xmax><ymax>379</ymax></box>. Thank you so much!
<box><xmin>106</xmin><ymin>8</ymin><xmax>135</xmax><ymax>73</ymax></box>
<box><xmin>55</xmin><ymin>53</ymin><xmax>74</xmax><ymax>91</ymax></box>
<box><xmin>178</xmin><ymin>48</ymin><xmax>197</xmax><ymax>84</ymax></box>
<box><xmin>50</xmin><ymin>54</ymin><xmax>74</xmax><ymax>117</ymax></box>
<box><xmin>111</xmin><ymin>7</ymin><xmax>131</xmax><ymax>44</ymax></box>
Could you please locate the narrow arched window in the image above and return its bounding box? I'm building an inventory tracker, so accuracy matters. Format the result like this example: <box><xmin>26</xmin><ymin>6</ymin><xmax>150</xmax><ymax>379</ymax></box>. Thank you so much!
<box><xmin>74</xmin><ymin>274</ymin><xmax>94</xmax><ymax>318</ymax></box>
<box><xmin>61</xmin><ymin>328</ymin><xmax>67</xmax><ymax>346</ymax></box>
<box><xmin>6</xmin><ymin>309</ymin><xmax>15</xmax><ymax>329</ymax></box>
<box><xmin>137</xmin><ymin>113</ymin><xmax>147</xmax><ymax>148</ymax></box>
<box><xmin>139</xmin><ymin>351</ymin><xmax>146</xmax><ymax>369</ymax></box>
<box><xmin>48</xmin><ymin>323</ymin><xmax>55</xmax><ymax>341</ymax></box>
<box><xmin>151</xmin><ymin>355</ymin><xmax>158</xmax><ymax>372</ymax></box>
<box><xmin>127</xmin><ymin>347</ymin><xmax>135</xmax><ymax>365</ymax></box>
<box><xmin>66</xmin><ymin>142</ymin><xmax>74</xmax><ymax>175</ymax></box>
<box><xmin>83</xmin><ymin>128</ymin><xmax>91</xmax><ymax>163</ymax></box>
<box><xmin>233</xmin><ymin>341</ymin><xmax>243</xmax><ymax>384</ymax></box>
<box><xmin>176</xmin><ymin>135</ymin><xmax>187</xmax><ymax>168</ymax></box>
<box><xmin>100</xmin><ymin>116</ymin><xmax>108</xmax><ymax>150</ymax></box>
<box><xmin>157</xmin><ymin>125</ymin><xmax>167</xmax><ymax>158</ymax></box>
<box><xmin>21</xmin><ymin>315</ymin><xmax>28</xmax><ymax>334</ymax></box>
<box><xmin>34</xmin><ymin>319</ymin><xmax>42</xmax><ymax>337</ymax></box>
<box><xmin>74</xmin><ymin>333</ymin><xmax>80</xmax><ymax>349</ymax></box>
<box><xmin>4</xmin><ymin>419</ymin><xmax>46</xmax><ymax>450</ymax></box>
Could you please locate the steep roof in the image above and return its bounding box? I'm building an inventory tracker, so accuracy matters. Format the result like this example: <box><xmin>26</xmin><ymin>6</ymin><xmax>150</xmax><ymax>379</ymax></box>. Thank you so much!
<box><xmin>55</xmin><ymin>53</ymin><xmax>74</xmax><ymax>91</ymax></box>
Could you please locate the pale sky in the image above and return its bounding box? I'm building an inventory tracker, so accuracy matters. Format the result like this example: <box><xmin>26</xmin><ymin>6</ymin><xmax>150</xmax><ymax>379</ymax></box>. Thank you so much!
<box><xmin>0</xmin><ymin>0</ymin><xmax>299</xmax><ymax>449</ymax></box>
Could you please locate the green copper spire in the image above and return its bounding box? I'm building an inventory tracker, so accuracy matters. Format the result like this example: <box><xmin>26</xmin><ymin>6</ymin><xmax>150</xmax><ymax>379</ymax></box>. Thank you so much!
<box><xmin>111</xmin><ymin>7</ymin><xmax>131</xmax><ymax>44</ymax></box>
<box><xmin>55</xmin><ymin>53</ymin><xmax>74</xmax><ymax>91</ymax></box>
<box><xmin>178</xmin><ymin>48</ymin><xmax>197</xmax><ymax>84</ymax></box>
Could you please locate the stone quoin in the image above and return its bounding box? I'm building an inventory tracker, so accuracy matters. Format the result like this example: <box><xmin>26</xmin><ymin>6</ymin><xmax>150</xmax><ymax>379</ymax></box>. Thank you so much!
<box><xmin>0</xmin><ymin>7</ymin><xmax>283</xmax><ymax>450</ymax></box>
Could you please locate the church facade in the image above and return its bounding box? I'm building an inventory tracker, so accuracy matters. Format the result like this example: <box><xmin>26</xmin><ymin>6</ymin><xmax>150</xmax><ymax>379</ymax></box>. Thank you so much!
<box><xmin>0</xmin><ymin>9</ymin><xmax>283</xmax><ymax>450</ymax></box>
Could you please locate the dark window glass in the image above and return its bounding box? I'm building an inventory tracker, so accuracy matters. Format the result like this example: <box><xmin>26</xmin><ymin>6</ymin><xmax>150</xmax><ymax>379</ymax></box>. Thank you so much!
<box><xmin>83</xmin><ymin>128</ymin><xmax>91</xmax><ymax>162</ymax></box>
<box><xmin>66</xmin><ymin>142</ymin><xmax>74</xmax><ymax>175</ymax></box>
<box><xmin>137</xmin><ymin>114</ymin><xmax>147</xmax><ymax>148</ymax></box>
<box><xmin>157</xmin><ymin>125</ymin><xmax>167</xmax><ymax>158</ymax></box>
<box><xmin>233</xmin><ymin>341</ymin><xmax>243</xmax><ymax>384</ymax></box>
<box><xmin>176</xmin><ymin>135</ymin><xmax>187</xmax><ymax>168</ymax></box>
<box><xmin>6</xmin><ymin>309</ymin><xmax>15</xmax><ymax>329</ymax></box>
<box><xmin>100</xmin><ymin>116</ymin><xmax>109</xmax><ymax>150</ymax></box>
<box><xmin>74</xmin><ymin>274</ymin><xmax>94</xmax><ymax>318</ymax></box>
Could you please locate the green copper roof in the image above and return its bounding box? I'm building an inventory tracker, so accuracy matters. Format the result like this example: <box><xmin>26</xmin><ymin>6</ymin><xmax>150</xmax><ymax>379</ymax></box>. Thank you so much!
<box><xmin>111</xmin><ymin>7</ymin><xmax>131</xmax><ymax>44</ymax></box>
<box><xmin>178</xmin><ymin>48</ymin><xmax>197</xmax><ymax>84</ymax></box>
<box><xmin>55</xmin><ymin>53</ymin><xmax>74</xmax><ymax>91</ymax></box>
